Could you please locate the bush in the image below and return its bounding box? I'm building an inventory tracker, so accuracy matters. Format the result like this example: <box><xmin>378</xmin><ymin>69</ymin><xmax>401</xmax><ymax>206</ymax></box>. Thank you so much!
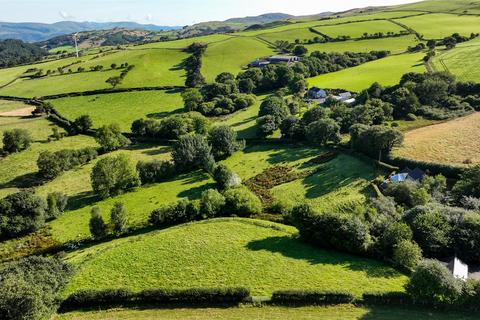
<box><xmin>362</xmin><ymin>292</ymin><xmax>412</xmax><ymax>305</ymax></box>
<box><xmin>137</xmin><ymin>160</ymin><xmax>175</xmax><ymax>185</ymax></box>
<box><xmin>0</xmin><ymin>191</ymin><xmax>46</xmax><ymax>239</ymax></box>
<box><xmin>73</xmin><ymin>115</ymin><xmax>93</xmax><ymax>133</ymax></box>
<box><xmin>213</xmin><ymin>164</ymin><xmax>241</xmax><ymax>190</ymax></box>
<box><xmin>306</xmin><ymin>118</ymin><xmax>341</xmax><ymax>146</ymax></box>
<box><xmin>46</xmin><ymin>192</ymin><xmax>68</xmax><ymax>219</ymax></box>
<box><xmin>110</xmin><ymin>202</ymin><xmax>129</xmax><ymax>235</ymax></box>
<box><xmin>271</xmin><ymin>290</ymin><xmax>354</xmax><ymax>305</ymax></box>
<box><xmin>61</xmin><ymin>288</ymin><xmax>135</xmax><ymax>310</ymax></box>
<box><xmin>384</xmin><ymin>180</ymin><xmax>430</xmax><ymax>208</ymax></box>
<box><xmin>223</xmin><ymin>186</ymin><xmax>262</xmax><ymax>217</ymax></box>
<box><xmin>453</xmin><ymin>212</ymin><xmax>480</xmax><ymax>264</ymax></box>
<box><xmin>406</xmin><ymin>259</ymin><xmax>462</xmax><ymax>304</ymax></box>
<box><xmin>453</xmin><ymin>165</ymin><xmax>480</xmax><ymax>201</ymax></box>
<box><xmin>2</xmin><ymin>128</ymin><xmax>31</xmax><ymax>153</ymax></box>
<box><xmin>89</xmin><ymin>207</ymin><xmax>108</xmax><ymax>240</ymax></box>
<box><xmin>91</xmin><ymin>154</ymin><xmax>141</xmax><ymax>198</ymax></box>
<box><xmin>0</xmin><ymin>256</ymin><xmax>73</xmax><ymax>320</ymax></box>
<box><xmin>95</xmin><ymin>123</ymin><xmax>130</xmax><ymax>152</ymax></box>
<box><xmin>200</xmin><ymin>189</ymin><xmax>226</xmax><ymax>218</ymax></box>
<box><xmin>258</xmin><ymin>96</ymin><xmax>290</xmax><ymax>127</ymax></box>
<box><xmin>393</xmin><ymin>240</ymin><xmax>422</xmax><ymax>272</ymax></box>
<box><xmin>37</xmin><ymin>147</ymin><xmax>98</xmax><ymax>180</ymax></box>
<box><xmin>207</xmin><ymin>125</ymin><xmax>242</xmax><ymax>159</ymax></box>
<box><xmin>149</xmin><ymin>199</ymin><xmax>198</xmax><ymax>227</ymax></box>
<box><xmin>171</xmin><ymin>134</ymin><xmax>214</xmax><ymax>172</ymax></box>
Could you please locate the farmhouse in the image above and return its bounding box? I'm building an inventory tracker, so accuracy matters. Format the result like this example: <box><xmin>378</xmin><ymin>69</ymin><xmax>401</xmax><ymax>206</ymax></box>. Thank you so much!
<box><xmin>249</xmin><ymin>55</ymin><xmax>300</xmax><ymax>68</ymax></box>
<box><xmin>307</xmin><ymin>87</ymin><xmax>327</xmax><ymax>99</ymax></box>
<box><xmin>380</xmin><ymin>167</ymin><xmax>426</xmax><ymax>189</ymax></box>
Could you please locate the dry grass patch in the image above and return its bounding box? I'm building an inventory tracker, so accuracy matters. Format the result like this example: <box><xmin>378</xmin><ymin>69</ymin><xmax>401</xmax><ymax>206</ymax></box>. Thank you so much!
<box><xmin>394</xmin><ymin>113</ymin><xmax>480</xmax><ymax>165</ymax></box>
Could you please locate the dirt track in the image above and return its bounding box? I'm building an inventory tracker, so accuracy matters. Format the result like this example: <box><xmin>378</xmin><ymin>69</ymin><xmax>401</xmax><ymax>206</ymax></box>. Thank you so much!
<box><xmin>0</xmin><ymin>107</ymin><xmax>35</xmax><ymax>117</ymax></box>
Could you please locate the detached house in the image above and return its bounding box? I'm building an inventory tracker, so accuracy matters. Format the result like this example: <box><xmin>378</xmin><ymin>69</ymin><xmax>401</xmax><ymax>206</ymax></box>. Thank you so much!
<box><xmin>307</xmin><ymin>87</ymin><xmax>327</xmax><ymax>99</ymax></box>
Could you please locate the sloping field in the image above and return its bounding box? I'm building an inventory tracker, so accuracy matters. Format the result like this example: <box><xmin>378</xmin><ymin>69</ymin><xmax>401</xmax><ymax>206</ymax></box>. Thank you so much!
<box><xmin>394</xmin><ymin>112</ymin><xmax>480</xmax><ymax>166</ymax></box>
<box><xmin>313</xmin><ymin>20</ymin><xmax>406</xmax><ymax>39</ymax></box>
<box><xmin>134</xmin><ymin>34</ymin><xmax>233</xmax><ymax>49</ymax></box>
<box><xmin>304</xmin><ymin>35</ymin><xmax>418</xmax><ymax>54</ymax></box>
<box><xmin>0</xmin><ymin>99</ymin><xmax>31</xmax><ymax>113</ymax></box>
<box><xmin>308</xmin><ymin>52</ymin><xmax>425</xmax><ymax>92</ymax></box>
<box><xmin>220</xmin><ymin>95</ymin><xmax>265</xmax><ymax>139</ymax></box>
<box><xmin>48</xmin><ymin>90</ymin><xmax>183</xmax><ymax>131</ymax></box>
<box><xmin>394</xmin><ymin>0</ymin><xmax>473</xmax><ymax>12</ymax></box>
<box><xmin>202</xmin><ymin>37</ymin><xmax>275</xmax><ymax>81</ymax></box>
<box><xmin>64</xmin><ymin>219</ymin><xmax>407</xmax><ymax>296</ymax></box>
<box><xmin>395</xmin><ymin>13</ymin><xmax>480</xmax><ymax>39</ymax></box>
<box><xmin>431</xmin><ymin>38</ymin><xmax>480</xmax><ymax>82</ymax></box>
<box><xmin>257</xmin><ymin>28</ymin><xmax>318</xmax><ymax>43</ymax></box>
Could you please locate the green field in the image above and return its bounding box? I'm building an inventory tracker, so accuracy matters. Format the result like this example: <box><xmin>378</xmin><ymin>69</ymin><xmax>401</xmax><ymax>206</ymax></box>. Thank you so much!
<box><xmin>202</xmin><ymin>37</ymin><xmax>275</xmax><ymax>81</ymax></box>
<box><xmin>64</xmin><ymin>218</ymin><xmax>407</xmax><ymax>296</ymax></box>
<box><xmin>396</xmin><ymin>13</ymin><xmax>480</xmax><ymax>39</ymax></box>
<box><xmin>308</xmin><ymin>52</ymin><xmax>426</xmax><ymax>91</ymax></box>
<box><xmin>257</xmin><ymin>28</ymin><xmax>318</xmax><ymax>44</ymax></box>
<box><xmin>219</xmin><ymin>95</ymin><xmax>264</xmax><ymax>139</ymax></box>
<box><xmin>395</xmin><ymin>0</ymin><xmax>474</xmax><ymax>12</ymax></box>
<box><xmin>304</xmin><ymin>35</ymin><xmax>418</xmax><ymax>54</ymax></box>
<box><xmin>431</xmin><ymin>38</ymin><xmax>480</xmax><ymax>82</ymax></box>
<box><xmin>313</xmin><ymin>20</ymin><xmax>406</xmax><ymax>39</ymax></box>
<box><xmin>54</xmin><ymin>305</ymin><xmax>480</xmax><ymax>320</ymax></box>
<box><xmin>0</xmin><ymin>99</ymin><xmax>31</xmax><ymax>113</ymax></box>
<box><xmin>135</xmin><ymin>34</ymin><xmax>234</xmax><ymax>49</ymax></box>
<box><xmin>48</xmin><ymin>90</ymin><xmax>183</xmax><ymax>131</ymax></box>
<box><xmin>49</xmin><ymin>46</ymin><xmax>77</xmax><ymax>54</ymax></box>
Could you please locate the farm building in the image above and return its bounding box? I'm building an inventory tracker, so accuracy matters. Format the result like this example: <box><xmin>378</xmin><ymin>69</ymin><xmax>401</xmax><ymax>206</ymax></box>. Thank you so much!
<box><xmin>380</xmin><ymin>167</ymin><xmax>426</xmax><ymax>189</ymax></box>
<box><xmin>306</xmin><ymin>89</ymin><xmax>356</xmax><ymax>105</ymax></box>
<box><xmin>249</xmin><ymin>55</ymin><xmax>300</xmax><ymax>67</ymax></box>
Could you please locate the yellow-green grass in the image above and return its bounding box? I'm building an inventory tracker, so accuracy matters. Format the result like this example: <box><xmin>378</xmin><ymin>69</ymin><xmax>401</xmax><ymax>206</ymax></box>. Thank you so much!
<box><xmin>48</xmin><ymin>169</ymin><xmax>213</xmax><ymax>243</ymax></box>
<box><xmin>54</xmin><ymin>305</ymin><xmax>480</xmax><ymax>320</ymax></box>
<box><xmin>395</xmin><ymin>0</ymin><xmax>473</xmax><ymax>12</ymax></box>
<box><xmin>49</xmin><ymin>45</ymin><xmax>76</xmax><ymax>54</ymax></box>
<box><xmin>257</xmin><ymin>28</ymin><xmax>318</xmax><ymax>44</ymax></box>
<box><xmin>393</xmin><ymin>112</ymin><xmax>480</xmax><ymax>166</ymax></box>
<box><xmin>63</xmin><ymin>218</ymin><xmax>407</xmax><ymax>296</ymax></box>
<box><xmin>202</xmin><ymin>37</ymin><xmax>275</xmax><ymax>82</ymax></box>
<box><xmin>431</xmin><ymin>38</ymin><xmax>480</xmax><ymax>82</ymax></box>
<box><xmin>304</xmin><ymin>35</ymin><xmax>418</xmax><ymax>54</ymax></box>
<box><xmin>134</xmin><ymin>34</ymin><xmax>233</xmax><ymax>49</ymax></box>
<box><xmin>0</xmin><ymin>70</ymin><xmax>120</xmax><ymax>98</ymax></box>
<box><xmin>0</xmin><ymin>99</ymin><xmax>31</xmax><ymax>113</ymax></box>
<box><xmin>0</xmin><ymin>116</ymin><xmax>58</xmax><ymax>145</ymax></box>
<box><xmin>0</xmin><ymin>135</ymin><xmax>96</xmax><ymax>197</ymax></box>
<box><xmin>219</xmin><ymin>95</ymin><xmax>265</xmax><ymax>139</ymax></box>
<box><xmin>313</xmin><ymin>20</ymin><xmax>406</xmax><ymax>39</ymax></box>
<box><xmin>388</xmin><ymin>117</ymin><xmax>441</xmax><ymax>132</ymax></box>
<box><xmin>48</xmin><ymin>90</ymin><xmax>183</xmax><ymax>132</ymax></box>
<box><xmin>308</xmin><ymin>52</ymin><xmax>426</xmax><ymax>92</ymax></box>
<box><xmin>395</xmin><ymin>13</ymin><xmax>480</xmax><ymax>39</ymax></box>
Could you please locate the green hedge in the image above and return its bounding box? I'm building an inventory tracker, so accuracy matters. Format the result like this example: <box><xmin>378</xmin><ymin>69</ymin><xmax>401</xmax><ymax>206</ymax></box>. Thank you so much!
<box><xmin>362</xmin><ymin>292</ymin><xmax>413</xmax><ymax>305</ymax></box>
<box><xmin>270</xmin><ymin>290</ymin><xmax>355</xmax><ymax>305</ymax></box>
<box><xmin>385</xmin><ymin>155</ymin><xmax>465</xmax><ymax>179</ymax></box>
<box><xmin>61</xmin><ymin>287</ymin><xmax>250</xmax><ymax>311</ymax></box>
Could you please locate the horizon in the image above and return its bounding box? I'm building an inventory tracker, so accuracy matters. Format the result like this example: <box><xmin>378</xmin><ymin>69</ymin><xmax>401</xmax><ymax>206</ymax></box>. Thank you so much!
<box><xmin>0</xmin><ymin>0</ymin><xmax>419</xmax><ymax>26</ymax></box>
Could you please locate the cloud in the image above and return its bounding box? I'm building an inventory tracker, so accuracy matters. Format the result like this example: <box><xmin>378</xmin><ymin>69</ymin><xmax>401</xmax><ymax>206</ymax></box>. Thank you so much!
<box><xmin>59</xmin><ymin>10</ymin><xmax>74</xmax><ymax>20</ymax></box>
<box><xmin>145</xmin><ymin>13</ymin><xmax>153</xmax><ymax>22</ymax></box>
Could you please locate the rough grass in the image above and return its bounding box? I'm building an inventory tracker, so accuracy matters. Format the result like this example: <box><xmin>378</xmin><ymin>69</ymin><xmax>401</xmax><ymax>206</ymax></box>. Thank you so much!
<box><xmin>48</xmin><ymin>90</ymin><xmax>183</xmax><ymax>131</ymax></box>
<box><xmin>53</xmin><ymin>305</ymin><xmax>480</xmax><ymax>320</ymax></box>
<box><xmin>431</xmin><ymin>37</ymin><xmax>480</xmax><ymax>82</ymax></box>
<box><xmin>393</xmin><ymin>112</ymin><xmax>480</xmax><ymax>166</ymax></box>
<box><xmin>395</xmin><ymin>0</ymin><xmax>474</xmax><ymax>13</ymax></box>
<box><xmin>395</xmin><ymin>13</ymin><xmax>480</xmax><ymax>39</ymax></box>
<box><xmin>63</xmin><ymin>218</ymin><xmax>407</xmax><ymax>297</ymax></box>
<box><xmin>304</xmin><ymin>35</ymin><xmax>419</xmax><ymax>54</ymax></box>
<box><xmin>202</xmin><ymin>37</ymin><xmax>275</xmax><ymax>82</ymax></box>
<box><xmin>313</xmin><ymin>20</ymin><xmax>405</xmax><ymax>39</ymax></box>
<box><xmin>308</xmin><ymin>52</ymin><xmax>426</xmax><ymax>92</ymax></box>
<box><xmin>0</xmin><ymin>99</ymin><xmax>31</xmax><ymax>113</ymax></box>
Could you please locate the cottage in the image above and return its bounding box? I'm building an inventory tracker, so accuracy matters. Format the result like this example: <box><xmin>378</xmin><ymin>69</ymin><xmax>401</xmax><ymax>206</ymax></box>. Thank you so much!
<box><xmin>380</xmin><ymin>167</ymin><xmax>426</xmax><ymax>189</ymax></box>
<box><xmin>307</xmin><ymin>87</ymin><xmax>327</xmax><ymax>99</ymax></box>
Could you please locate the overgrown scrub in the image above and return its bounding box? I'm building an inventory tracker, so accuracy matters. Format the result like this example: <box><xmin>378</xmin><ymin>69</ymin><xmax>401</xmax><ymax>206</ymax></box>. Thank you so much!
<box><xmin>37</xmin><ymin>147</ymin><xmax>98</xmax><ymax>180</ymax></box>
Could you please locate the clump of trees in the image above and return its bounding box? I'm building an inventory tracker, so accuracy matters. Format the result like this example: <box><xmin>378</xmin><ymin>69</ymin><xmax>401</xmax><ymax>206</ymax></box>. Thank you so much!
<box><xmin>89</xmin><ymin>202</ymin><xmax>129</xmax><ymax>239</ymax></box>
<box><xmin>73</xmin><ymin>115</ymin><xmax>93</xmax><ymax>134</ymax></box>
<box><xmin>2</xmin><ymin>129</ymin><xmax>32</xmax><ymax>154</ymax></box>
<box><xmin>350</xmin><ymin>124</ymin><xmax>404</xmax><ymax>161</ymax></box>
<box><xmin>0</xmin><ymin>256</ymin><xmax>73</xmax><ymax>320</ymax></box>
<box><xmin>184</xmin><ymin>42</ymin><xmax>207</xmax><ymax>88</ymax></box>
<box><xmin>95</xmin><ymin>124</ymin><xmax>130</xmax><ymax>152</ymax></box>
<box><xmin>0</xmin><ymin>39</ymin><xmax>48</xmax><ymax>68</ymax></box>
<box><xmin>37</xmin><ymin>147</ymin><xmax>98</xmax><ymax>180</ymax></box>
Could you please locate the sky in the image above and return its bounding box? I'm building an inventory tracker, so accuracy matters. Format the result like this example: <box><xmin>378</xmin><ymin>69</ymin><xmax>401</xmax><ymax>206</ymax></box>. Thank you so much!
<box><xmin>0</xmin><ymin>0</ymin><xmax>420</xmax><ymax>25</ymax></box>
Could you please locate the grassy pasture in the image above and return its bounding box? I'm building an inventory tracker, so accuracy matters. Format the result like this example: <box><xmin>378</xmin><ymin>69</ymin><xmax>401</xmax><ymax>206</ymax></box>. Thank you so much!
<box><xmin>394</xmin><ymin>0</ymin><xmax>474</xmax><ymax>12</ymax></box>
<box><xmin>257</xmin><ymin>28</ymin><xmax>318</xmax><ymax>44</ymax></box>
<box><xmin>308</xmin><ymin>52</ymin><xmax>425</xmax><ymax>92</ymax></box>
<box><xmin>219</xmin><ymin>94</ymin><xmax>265</xmax><ymax>139</ymax></box>
<box><xmin>313</xmin><ymin>20</ymin><xmax>406</xmax><ymax>39</ymax></box>
<box><xmin>0</xmin><ymin>99</ymin><xmax>31</xmax><ymax>113</ymax></box>
<box><xmin>48</xmin><ymin>46</ymin><xmax>76</xmax><ymax>54</ymax></box>
<box><xmin>393</xmin><ymin>112</ymin><xmax>480</xmax><ymax>166</ymax></box>
<box><xmin>64</xmin><ymin>218</ymin><xmax>407</xmax><ymax>296</ymax></box>
<box><xmin>431</xmin><ymin>38</ymin><xmax>480</xmax><ymax>82</ymax></box>
<box><xmin>48</xmin><ymin>90</ymin><xmax>183</xmax><ymax>131</ymax></box>
<box><xmin>202</xmin><ymin>37</ymin><xmax>275</xmax><ymax>82</ymax></box>
<box><xmin>395</xmin><ymin>13</ymin><xmax>480</xmax><ymax>39</ymax></box>
<box><xmin>134</xmin><ymin>34</ymin><xmax>233</xmax><ymax>49</ymax></box>
<box><xmin>304</xmin><ymin>35</ymin><xmax>418</xmax><ymax>54</ymax></box>
<box><xmin>54</xmin><ymin>305</ymin><xmax>480</xmax><ymax>320</ymax></box>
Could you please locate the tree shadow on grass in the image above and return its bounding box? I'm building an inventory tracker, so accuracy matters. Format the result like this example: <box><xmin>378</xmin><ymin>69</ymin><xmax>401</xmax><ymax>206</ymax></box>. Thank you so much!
<box><xmin>0</xmin><ymin>172</ymin><xmax>44</xmax><ymax>190</ymax></box>
<box><xmin>246</xmin><ymin>236</ymin><xmax>403</xmax><ymax>279</ymax></box>
<box><xmin>358</xmin><ymin>305</ymin><xmax>477</xmax><ymax>320</ymax></box>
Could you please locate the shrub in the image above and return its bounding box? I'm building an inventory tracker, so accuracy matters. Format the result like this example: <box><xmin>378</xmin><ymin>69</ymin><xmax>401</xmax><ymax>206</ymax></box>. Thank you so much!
<box><xmin>110</xmin><ymin>202</ymin><xmax>129</xmax><ymax>235</ymax></box>
<box><xmin>393</xmin><ymin>240</ymin><xmax>422</xmax><ymax>272</ymax></box>
<box><xmin>136</xmin><ymin>160</ymin><xmax>175</xmax><ymax>185</ymax></box>
<box><xmin>306</xmin><ymin>118</ymin><xmax>341</xmax><ymax>146</ymax></box>
<box><xmin>453</xmin><ymin>165</ymin><xmax>480</xmax><ymax>201</ymax></box>
<box><xmin>362</xmin><ymin>292</ymin><xmax>411</xmax><ymax>305</ymax></box>
<box><xmin>207</xmin><ymin>125</ymin><xmax>242</xmax><ymax>159</ymax></box>
<box><xmin>0</xmin><ymin>191</ymin><xmax>46</xmax><ymax>239</ymax></box>
<box><xmin>271</xmin><ymin>290</ymin><xmax>354</xmax><ymax>305</ymax></box>
<box><xmin>200</xmin><ymin>189</ymin><xmax>226</xmax><ymax>218</ymax></box>
<box><xmin>149</xmin><ymin>199</ymin><xmax>196</xmax><ymax>227</ymax></box>
<box><xmin>46</xmin><ymin>192</ymin><xmax>68</xmax><ymax>219</ymax></box>
<box><xmin>453</xmin><ymin>212</ymin><xmax>480</xmax><ymax>264</ymax></box>
<box><xmin>89</xmin><ymin>207</ymin><xmax>108</xmax><ymax>240</ymax></box>
<box><xmin>213</xmin><ymin>164</ymin><xmax>241</xmax><ymax>190</ymax></box>
<box><xmin>73</xmin><ymin>115</ymin><xmax>93</xmax><ymax>133</ymax></box>
<box><xmin>2</xmin><ymin>129</ymin><xmax>31</xmax><ymax>153</ymax></box>
<box><xmin>171</xmin><ymin>134</ymin><xmax>214</xmax><ymax>172</ymax></box>
<box><xmin>223</xmin><ymin>186</ymin><xmax>262</xmax><ymax>217</ymax></box>
<box><xmin>61</xmin><ymin>288</ymin><xmax>135</xmax><ymax>310</ymax></box>
<box><xmin>37</xmin><ymin>147</ymin><xmax>98</xmax><ymax>180</ymax></box>
<box><xmin>0</xmin><ymin>256</ymin><xmax>73</xmax><ymax>320</ymax></box>
<box><xmin>95</xmin><ymin>123</ymin><xmax>130</xmax><ymax>152</ymax></box>
<box><xmin>91</xmin><ymin>154</ymin><xmax>141</xmax><ymax>198</ymax></box>
<box><xmin>406</xmin><ymin>259</ymin><xmax>462</xmax><ymax>304</ymax></box>
<box><xmin>384</xmin><ymin>180</ymin><xmax>430</xmax><ymax>208</ymax></box>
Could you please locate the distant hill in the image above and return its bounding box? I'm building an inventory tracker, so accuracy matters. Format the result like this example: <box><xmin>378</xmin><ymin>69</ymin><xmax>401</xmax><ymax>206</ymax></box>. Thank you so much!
<box><xmin>0</xmin><ymin>21</ymin><xmax>180</xmax><ymax>42</ymax></box>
